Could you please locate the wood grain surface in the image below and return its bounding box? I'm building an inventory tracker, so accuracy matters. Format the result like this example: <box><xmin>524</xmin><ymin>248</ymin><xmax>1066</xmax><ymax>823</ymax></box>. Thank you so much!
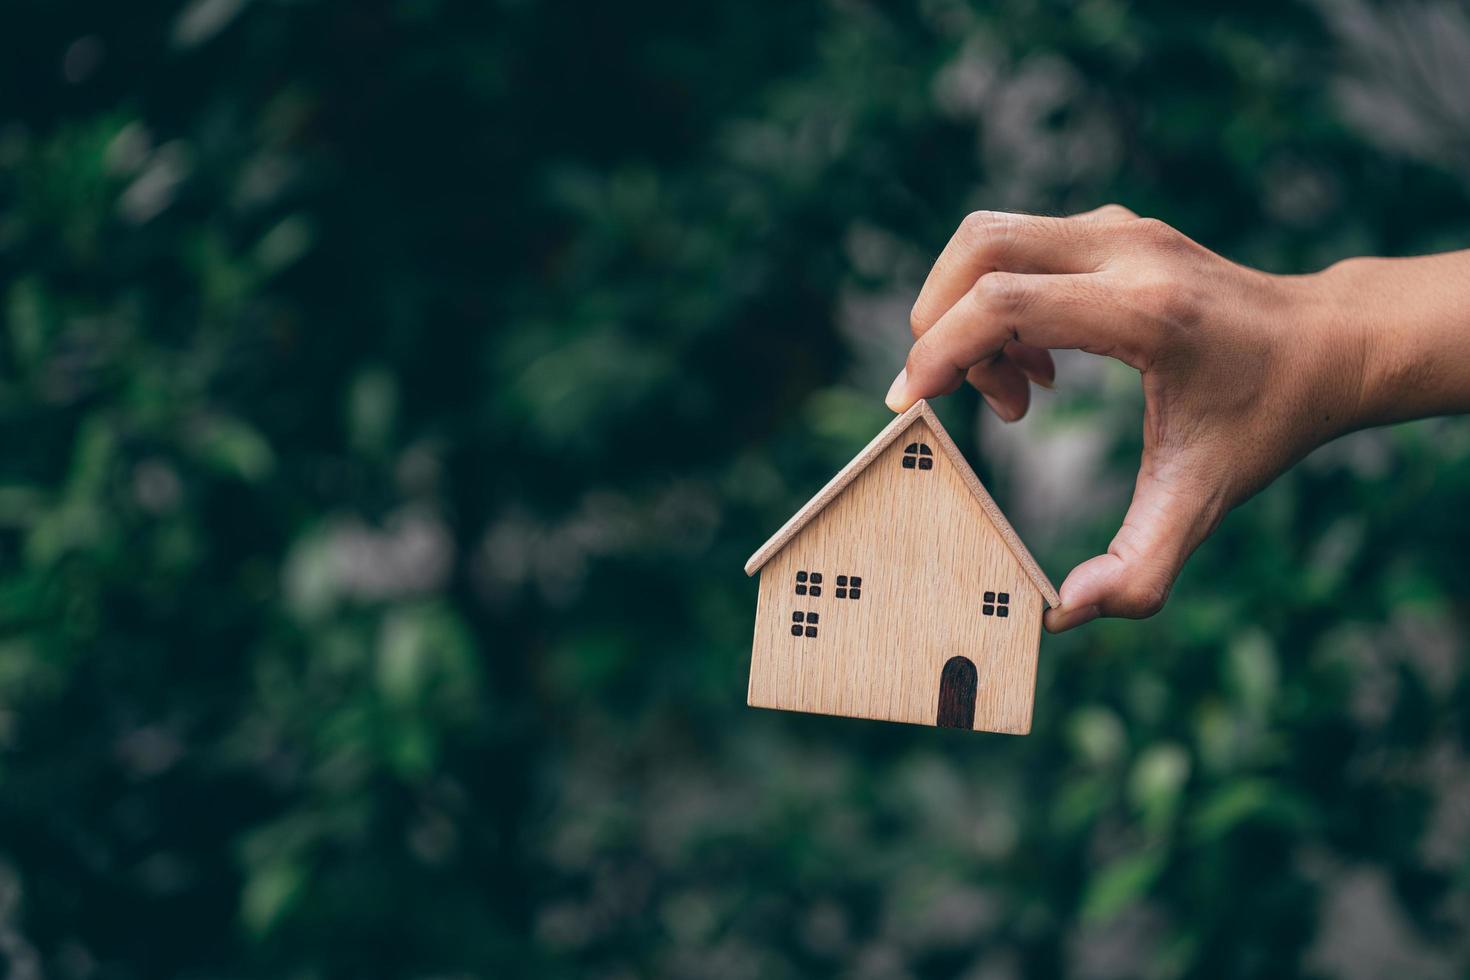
<box><xmin>747</xmin><ymin>416</ymin><xmax>1044</xmax><ymax>734</ymax></box>
<box><xmin>745</xmin><ymin>400</ymin><xmax>1058</xmax><ymax>608</ymax></box>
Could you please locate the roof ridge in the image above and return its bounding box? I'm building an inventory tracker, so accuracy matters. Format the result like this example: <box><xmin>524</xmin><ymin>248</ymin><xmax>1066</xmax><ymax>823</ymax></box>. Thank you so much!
<box><xmin>743</xmin><ymin>400</ymin><xmax>1059</xmax><ymax>608</ymax></box>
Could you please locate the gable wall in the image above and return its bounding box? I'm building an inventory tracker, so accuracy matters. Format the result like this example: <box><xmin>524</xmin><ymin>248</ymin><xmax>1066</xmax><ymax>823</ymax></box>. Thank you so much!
<box><xmin>748</xmin><ymin>418</ymin><xmax>1042</xmax><ymax>734</ymax></box>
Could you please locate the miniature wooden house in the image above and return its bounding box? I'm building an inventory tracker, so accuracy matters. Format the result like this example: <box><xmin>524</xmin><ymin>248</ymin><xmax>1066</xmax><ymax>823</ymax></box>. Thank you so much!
<box><xmin>744</xmin><ymin>399</ymin><xmax>1059</xmax><ymax>734</ymax></box>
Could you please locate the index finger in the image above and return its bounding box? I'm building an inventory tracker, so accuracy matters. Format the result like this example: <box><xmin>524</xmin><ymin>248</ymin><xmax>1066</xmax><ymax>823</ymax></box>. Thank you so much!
<box><xmin>909</xmin><ymin>211</ymin><xmax>1115</xmax><ymax>339</ymax></box>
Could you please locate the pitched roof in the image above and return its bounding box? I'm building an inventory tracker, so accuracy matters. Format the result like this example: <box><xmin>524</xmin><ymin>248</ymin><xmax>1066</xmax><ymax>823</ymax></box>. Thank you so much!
<box><xmin>743</xmin><ymin>399</ymin><xmax>1060</xmax><ymax>608</ymax></box>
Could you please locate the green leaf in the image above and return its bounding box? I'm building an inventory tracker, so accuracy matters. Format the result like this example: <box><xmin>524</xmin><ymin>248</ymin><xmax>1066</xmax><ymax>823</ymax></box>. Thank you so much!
<box><xmin>188</xmin><ymin>415</ymin><xmax>275</xmax><ymax>482</ymax></box>
<box><xmin>1082</xmin><ymin>850</ymin><xmax>1166</xmax><ymax>923</ymax></box>
<box><xmin>240</xmin><ymin>860</ymin><xmax>306</xmax><ymax>937</ymax></box>
<box><xmin>1129</xmin><ymin>742</ymin><xmax>1192</xmax><ymax>833</ymax></box>
<box><xmin>1190</xmin><ymin>780</ymin><xmax>1313</xmax><ymax>842</ymax></box>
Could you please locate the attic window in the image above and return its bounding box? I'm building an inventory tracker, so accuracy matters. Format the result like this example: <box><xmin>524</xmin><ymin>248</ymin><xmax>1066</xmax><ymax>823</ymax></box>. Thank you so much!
<box><xmin>902</xmin><ymin>443</ymin><xmax>933</xmax><ymax>470</ymax></box>
<box><xmin>791</xmin><ymin>610</ymin><xmax>819</xmax><ymax>638</ymax></box>
<box><xmin>794</xmin><ymin>570</ymin><xmax>822</xmax><ymax>597</ymax></box>
<box><xmin>835</xmin><ymin>574</ymin><xmax>862</xmax><ymax>600</ymax></box>
<box><xmin>982</xmin><ymin>591</ymin><xmax>1010</xmax><ymax>618</ymax></box>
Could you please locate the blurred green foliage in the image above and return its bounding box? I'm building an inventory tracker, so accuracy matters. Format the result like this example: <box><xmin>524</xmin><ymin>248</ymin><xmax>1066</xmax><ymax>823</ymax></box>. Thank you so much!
<box><xmin>3</xmin><ymin>0</ymin><xmax>1470</xmax><ymax>977</ymax></box>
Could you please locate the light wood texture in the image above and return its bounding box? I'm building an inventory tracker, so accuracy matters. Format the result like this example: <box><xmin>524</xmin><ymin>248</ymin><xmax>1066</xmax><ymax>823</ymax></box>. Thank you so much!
<box><xmin>747</xmin><ymin>415</ymin><xmax>1045</xmax><ymax>734</ymax></box>
<box><xmin>744</xmin><ymin>400</ymin><xmax>1059</xmax><ymax>608</ymax></box>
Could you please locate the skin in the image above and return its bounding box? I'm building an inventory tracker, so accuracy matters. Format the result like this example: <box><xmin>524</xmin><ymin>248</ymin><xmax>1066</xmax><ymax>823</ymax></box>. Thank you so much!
<box><xmin>886</xmin><ymin>205</ymin><xmax>1470</xmax><ymax>632</ymax></box>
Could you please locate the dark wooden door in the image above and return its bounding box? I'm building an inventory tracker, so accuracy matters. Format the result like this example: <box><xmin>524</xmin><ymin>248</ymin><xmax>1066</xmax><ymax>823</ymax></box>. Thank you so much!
<box><xmin>936</xmin><ymin>656</ymin><xmax>978</xmax><ymax>729</ymax></box>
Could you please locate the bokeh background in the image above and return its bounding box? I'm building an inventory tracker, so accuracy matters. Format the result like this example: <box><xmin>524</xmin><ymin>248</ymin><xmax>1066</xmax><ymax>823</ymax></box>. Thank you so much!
<box><xmin>4</xmin><ymin>0</ymin><xmax>1470</xmax><ymax>977</ymax></box>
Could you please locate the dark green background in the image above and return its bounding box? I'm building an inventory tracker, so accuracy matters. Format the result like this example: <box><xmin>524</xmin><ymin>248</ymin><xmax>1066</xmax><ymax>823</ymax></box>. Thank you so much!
<box><xmin>3</xmin><ymin>1</ymin><xmax>1470</xmax><ymax>977</ymax></box>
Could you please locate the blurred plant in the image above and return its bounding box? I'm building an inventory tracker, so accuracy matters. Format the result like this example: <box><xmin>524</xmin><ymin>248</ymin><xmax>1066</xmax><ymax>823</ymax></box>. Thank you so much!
<box><xmin>1</xmin><ymin>1</ymin><xmax>1469</xmax><ymax>978</ymax></box>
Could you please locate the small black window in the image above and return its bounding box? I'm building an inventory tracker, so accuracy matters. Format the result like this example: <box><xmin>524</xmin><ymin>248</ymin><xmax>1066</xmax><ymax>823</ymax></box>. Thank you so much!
<box><xmin>835</xmin><ymin>572</ymin><xmax>863</xmax><ymax>600</ymax></box>
<box><xmin>790</xmin><ymin>610</ymin><xmax>818</xmax><ymax>638</ymax></box>
<box><xmin>982</xmin><ymin>590</ymin><xmax>1011</xmax><ymax>618</ymax></box>
<box><xmin>902</xmin><ymin>443</ymin><xmax>934</xmax><ymax>470</ymax></box>
<box><xmin>795</xmin><ymin>569</ymin><xmax>821</xmax><ymax>596</ymax></box>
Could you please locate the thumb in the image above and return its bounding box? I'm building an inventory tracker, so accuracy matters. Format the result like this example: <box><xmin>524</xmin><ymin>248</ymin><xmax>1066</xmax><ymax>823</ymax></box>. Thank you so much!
<box><xmin>1044</xmin><ymin>462</ymin><xmax>1224</xmax><ymax>632</ymax></box>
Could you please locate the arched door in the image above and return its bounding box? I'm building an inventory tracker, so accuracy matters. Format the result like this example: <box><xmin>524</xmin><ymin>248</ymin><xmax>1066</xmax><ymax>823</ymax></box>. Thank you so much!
<box><xmin>936</xmin><ymin>656</ymin><xmax>978</xmax><ymax>729</ymax></box>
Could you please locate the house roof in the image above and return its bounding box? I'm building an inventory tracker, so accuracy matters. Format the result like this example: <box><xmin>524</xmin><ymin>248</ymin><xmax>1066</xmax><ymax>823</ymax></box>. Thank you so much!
<box><xmin>743</xmin><ymin>399</ymin><xmax>1061</xmax><ymax>608</ymax></box>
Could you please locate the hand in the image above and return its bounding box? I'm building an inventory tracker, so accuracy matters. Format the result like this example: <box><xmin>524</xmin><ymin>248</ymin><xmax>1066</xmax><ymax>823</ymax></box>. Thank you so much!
<box><xmin>886</xmin><ymin>206</ymin><xmax>1377</xmax><ymax>632</ymax></box>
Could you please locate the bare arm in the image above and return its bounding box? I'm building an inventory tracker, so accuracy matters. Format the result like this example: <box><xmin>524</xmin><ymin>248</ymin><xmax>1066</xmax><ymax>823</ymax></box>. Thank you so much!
<box><xmin>885</xmin><ymin>206</ymin><xmax>1470</xmax><ymax>632</ymax></box>
<box><xmin>1324</xmin><ymin>252</ymin><xmax>1470</xmax><ymax>426</ymax></box>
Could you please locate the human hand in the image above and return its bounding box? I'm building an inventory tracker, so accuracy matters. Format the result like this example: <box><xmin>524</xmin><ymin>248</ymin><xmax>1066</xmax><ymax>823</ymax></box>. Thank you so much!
<box><xmin>886</xmin><ymin>206</ymin><xmax>1376</xmax><ymax>632</ymax></box>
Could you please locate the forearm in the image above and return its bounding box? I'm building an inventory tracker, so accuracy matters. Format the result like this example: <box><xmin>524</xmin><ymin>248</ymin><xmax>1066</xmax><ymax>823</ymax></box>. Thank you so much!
<box><xmin>1308</xmin><ymin>251</ymin><xmax>1470</xmax><ymax>428</ymax></box>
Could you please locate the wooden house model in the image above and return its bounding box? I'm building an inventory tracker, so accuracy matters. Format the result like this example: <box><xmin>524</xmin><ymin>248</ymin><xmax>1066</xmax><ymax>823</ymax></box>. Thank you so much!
<box><xmin>744</xmin><ymin>399</ymin><xmax>1059</xmax><ymax>734</ymax></box>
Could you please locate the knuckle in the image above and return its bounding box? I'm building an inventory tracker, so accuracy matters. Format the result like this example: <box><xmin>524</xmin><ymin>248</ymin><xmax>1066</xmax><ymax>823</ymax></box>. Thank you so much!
<box><xmin>1100</xmin><ymin>203</ymin><xmax>1138</xmax><ymax>220</ymax></box>
<box><xmin>909</xmin><ymin>301</ymin><xmax>928</xmax><ymax>339</ymax></box>
<box><xmin>958</xmin><ymin>210</ymin><xmax>1012</xmax><ymax>253</ymax></box>
<box><xmin>974</xmin><ymin>273</ymin><xmax>1028</xmax><ymax>317</ymax></box>
<box><xmin>1324</xmin><ymin>255</ymin><xmax>1378</xmax><ymax>279</ymax></box>
<box><xmin>1131</xmin><ymin>216</ymin><xmax>1178</xmax><ymax>246</ymax></box>
<box><xmin>959</xmin><ymin>209</ymin><xmax>997</xmax><ymax>237</ymax></box>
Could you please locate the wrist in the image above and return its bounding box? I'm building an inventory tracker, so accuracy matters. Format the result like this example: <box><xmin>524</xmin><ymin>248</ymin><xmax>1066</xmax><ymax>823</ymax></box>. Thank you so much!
<box><xmin>1301</xmin><ymin>252</ymin><xmax>1470</xmax><ymax>428</ymax></box>
<box><xmin>1290</xmin><ymin>259</ymin><xmax>1388</xmax><ymax>434</ymax></box>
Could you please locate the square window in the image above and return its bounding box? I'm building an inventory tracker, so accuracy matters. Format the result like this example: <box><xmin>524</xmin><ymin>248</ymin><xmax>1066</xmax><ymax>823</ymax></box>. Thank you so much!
<box><xmin>835</xmin><ymin>587</ymin><xmax>847</xmax><ymax>599</ymax></box>
<box><xmin>849</xmin><ymin>588</ymin><xmax>860</xmax><ymax>599</ymax></box>
<box><xmin>851</xmin><ymin>577</ymin><xmax>862</xmax><ymax>587</ymax></box>
<box><xmin>809</xmin><ymin>586</ymin><xmax>821</xmax><ymax>597</ymax></box>
<box><xmin>810</xmin><ymin>573</ymin><xmax>822</xmax><ymax>584</ymax></box>
<box><xmin>903</xmin><ymin>443</ymin><xmax>934</xmax><ymax>471</ymax></box>
<box><xmin>807</xmin><ymin>612</ymin><xmax>819</xmax><ymax>625</ymax></box>
<box><xmin>791</xmin><ymin>624</ymin><xmax>802</xmax><ymax>636</ymax></box>
<box><xmin>984</xmin><ymin>591</ymin><xmax>996</xmax><ymax>603</ymax></box>
<box><xmin>837</xmin><ymin>575</ymin><xmax>848</xmax><ymax>586</ymax></box>
<box><xmin>795</xmin><ymin>584</ymin><xmax>807</xmax><ymax>596</ymax></box>
<box><xmin>983</xmin><ymin>604</ymin><xmax>994</xmax><ymax>616</ymax></box>
<box><xmin>792</xmin><ymin>611</ymin><xmax>804</xmax><ymax>623</ymax></box>
<box><xmin>997</xmin><ymin>606</ymin><xmax>1008</xmax><ymax>617</ymax></box>
<box><xmin>805</xmin><ymin>626</ymin><xmax>817</xmax><ymax>638</ymax></box>
<box><xmin>998</xmin><ymin>592</ymin><xmax>1010</xmax><ymax>604</ymax></box>
<box><xmin>796</xmin><ymin>570</ymin><xmax>808</xmax><ymax>583</ymax></box>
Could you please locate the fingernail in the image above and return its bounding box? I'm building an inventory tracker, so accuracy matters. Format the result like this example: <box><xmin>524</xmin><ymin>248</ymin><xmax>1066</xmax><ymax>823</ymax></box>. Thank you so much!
<box><xmin>983</xmin><ymin>393</ymin><xmax>1021</xmax><ymax>422</ymax></box>
<box><xmin>1024</xmin><ymin>369</ymin><xmax>1056</xmax><ymax>391</ymax></box>
<box><xmin>1069</xmin><ymin>604</ymin><xmax>1101</xmax><ymax>629</ymax></box>
<box><xmin>1046</xmin><ymin>603</ymin><xmax>1100</xmax><ymax>633</ymax></box>
<box><xmin>884</xmin><ymin>369</ymin><xmax>909</xmax><ymax>411</ymax></box>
